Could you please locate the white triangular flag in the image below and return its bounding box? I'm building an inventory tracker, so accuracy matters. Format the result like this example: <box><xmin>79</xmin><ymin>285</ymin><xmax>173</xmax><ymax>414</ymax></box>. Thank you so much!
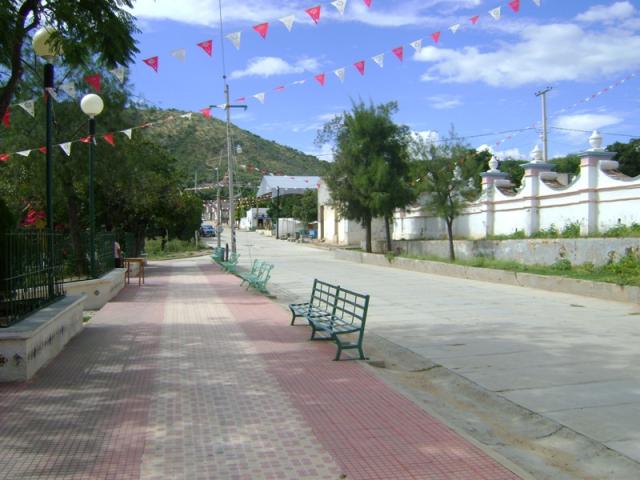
<box><xmin>531</xmin><ymin>0</ymin><xmax>541</xmax><ymax>6</ymax></box>
<box><xmin>45</xmin><ymin>87</ymin><xmax>59</xmax><ymax>102</ymax></box>
<box><xmin>410</xmin><ymin>39</ymin><xmax>423</xmax><ymax>53</ymax></box>
<box><xmin>449</xmin><ymin>23</ymin><xmax>460</xmax><ymax>34</ymax></box>
<box><xmin>334</xmin><ymin>67</ymin><xmax>346</xmax><ymax>83</ymax></box>
<box><xmin>60</xmin><ymin>82</ymin><xmax>76</xmax><ymax>98</ymax></box>
<box><xmin>170</xmin><ymin>48</ymin><xmax>186</xmax><ymax>62</ymax></box>
<box><xmin>111</xmin><ymin>66</ymin><xmax>126</xmax><ymax>83</ymax></box>
<box><xmin>279</xmin><ymin>15</ymin><xmax>295</xmax><ymax>31</ymax></box>
<box><xmin>331</xmin><ymin>0</ymin><xmax>347</xmax><ymax>15</ymax></box>
<box><xmin>18</xmin><ymin>100</ymin><xmax>35</xmax><ymax>117</ymax></box>
<box><xmin>372</xmin><ymin>53</ymin><xmax>384</xmax><ymax>68</ymax></box>
<box><xmin>180</xmin><ymin>112</ymin><xmax>193</xmax><ymax>120</ymax></box>
<box><xmin>122</xmin><ymin>128</ymin><xmax>132</xmax><ymax>139</ymax></box>
<box><xmin>216</xmin><ymin>103</ymin><xmax>227</xmax><ymax>110</ymax></box>
<box><xmin>59</xmin><ymin>142</ymin><xmax>72</xmax><ymax>156</ymax></box>
<box><xmin>253</xmin><ymin>92</ymin><xmax>265</xmax><ymax>104</ymax></box>
<box><xmin>292</xmin><ymin>80</ymin><xmax>306</xmax><ymax>85</ymax></box>
<box><xmin>226</xmin><ymin>32</ymin><xmax>241</xmax><ymax>50</ymax></box>
<box><xmin>17</xmin><ymin>150</ymin><xmax>31</xmax><ymax>157</ymax></box>
<box><xmin>489</xmin><ymin>7</ymin><xmax>501</xmax><ymax>20</ymax></box>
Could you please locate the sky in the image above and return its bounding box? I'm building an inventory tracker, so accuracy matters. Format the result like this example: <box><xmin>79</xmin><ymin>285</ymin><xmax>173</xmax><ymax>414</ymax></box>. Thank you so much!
<box><xmin>126</xmin><ymin>0</ymin><xmax>640</xmax><ymax>164</ymax></box>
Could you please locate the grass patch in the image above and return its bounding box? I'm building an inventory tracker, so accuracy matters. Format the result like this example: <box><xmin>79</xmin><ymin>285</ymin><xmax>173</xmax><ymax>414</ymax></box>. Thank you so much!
<box><xmin>400</xmin><ymin>250</ymin><xmax>640</xmax><ymax>286</ymax></box>
<box><xmin>145</xmin><ymin>238</ymin><xmax>210</xmax><ymax>261</ymax></box>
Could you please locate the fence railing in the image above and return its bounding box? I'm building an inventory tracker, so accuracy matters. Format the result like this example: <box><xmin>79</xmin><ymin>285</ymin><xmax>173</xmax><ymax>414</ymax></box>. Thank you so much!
<box><xmin>62</xmin><ymin>232</ymin><xmax>117</xmax><ymax>282</ymax></box>
<box><xmin>0</xmin><ymin>231</ymin><xmax>65</xmax><ymax>328</ymax></box>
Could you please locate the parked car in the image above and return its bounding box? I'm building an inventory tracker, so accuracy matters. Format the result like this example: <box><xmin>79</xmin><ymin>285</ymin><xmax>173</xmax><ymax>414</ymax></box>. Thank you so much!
<box><xmin>200</xmin><ymin>224</ymin><xmax>216</xmax><ymax>237</ymax></box>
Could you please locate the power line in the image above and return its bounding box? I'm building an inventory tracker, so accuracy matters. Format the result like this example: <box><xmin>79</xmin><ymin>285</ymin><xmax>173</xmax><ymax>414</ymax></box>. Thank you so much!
<box><xmin>551</xmin><ymin>127</ymin><xmax>638</xmax><ymax>138</ymax></box>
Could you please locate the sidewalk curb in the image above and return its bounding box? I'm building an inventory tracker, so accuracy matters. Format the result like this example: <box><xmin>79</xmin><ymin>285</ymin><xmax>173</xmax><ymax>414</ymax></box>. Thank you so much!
<box><xmin>334</xmin><ymin>249</ymin><xmax>640</xmax><ymax>304</ymax></box>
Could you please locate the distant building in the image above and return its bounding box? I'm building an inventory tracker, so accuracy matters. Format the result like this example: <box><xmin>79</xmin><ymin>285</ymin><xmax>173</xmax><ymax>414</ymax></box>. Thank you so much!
<box><xmin>256</xmin><ymin>175</ymin><xmax>321</xmax><ymax>199</ymax></box>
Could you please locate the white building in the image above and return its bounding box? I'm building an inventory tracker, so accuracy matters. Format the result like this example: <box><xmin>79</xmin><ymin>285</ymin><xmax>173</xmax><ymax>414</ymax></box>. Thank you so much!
<box><xmin>239</xmin><ymin>208</ymin><xmax>269</xmax><ymax>230</ymax></box>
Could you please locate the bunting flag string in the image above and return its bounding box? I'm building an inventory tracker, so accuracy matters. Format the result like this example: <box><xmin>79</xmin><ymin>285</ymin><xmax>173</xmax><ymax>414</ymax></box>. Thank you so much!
<box><xmin>85</xmin><ymin>74</ymin><xmax>101</xmax><ymax>92</ymax></box>
<box><xmin>171</xmin><ymin>48</ymin><xmax>187</xmax><ymax>62</ymax></box>
<box><xmin>143</xmin><ymin>56</ymin><xmax>159</xmax><ymax>73</ymax></box>
<box><xmin>331</xmin><ymin>0</ymin><xmax>347</xmax><ymax>15</ymax></box>
<box><xmin>280</xmin><ymin>15</ymin><xmax>295</xmax><ymax>31</ymax></box>
<box><xmin>197</xmin><ymin>40</ymin><xmax>213</xmax><ymax>56</ymax></box>
<box><xmin>305</xmin><ymin>5</ymin><xmax>322</xmax><ymax>24</ymax></box>
<box><xmin>253</xmin><ymin>23</ymin><xmax>269</xmax><ymax>39</ymax></box>
<box><xmin>217</xmin><ymin>0</ymin><xmax>538</xmax><ymax>108</ymax></box>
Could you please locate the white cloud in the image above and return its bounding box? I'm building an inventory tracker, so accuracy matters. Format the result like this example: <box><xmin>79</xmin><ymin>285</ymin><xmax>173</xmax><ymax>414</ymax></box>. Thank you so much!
<box><xmin>476</xmin><ymin>144</ymin><xmax>527</xmax><ymax>161</ymax></box>
<box><xmin>412</xmin><ymin>130</ymin><xmax>440</xmax><ymax>146</ymax></box>
<box><xmin>426</xmin><ymin>94</ymin><xmax>462</xmax><ymax>110</ymax></box>
<box><xmin>305</xmin><ymin>142</ymin><xmax>334</xmax><ymax>162</ymax></box>
<box><xmin>552</xmin><ymin>113</ymin><xmax>623</xmax><ymax>143</ymax></box>
<box><xmin>230</xmin><ymin>57</ymin><xmax>320</xmax><ymax>79</ymax></box>
<box><xmin>575</xmin><ymin>1</ymin><xmax>635</xmax><ymax>23</ymax></box>
<box><xmin>414</xmin><ymin>22</ymin><xmax>640</xmax><ymax>87</ymax></box>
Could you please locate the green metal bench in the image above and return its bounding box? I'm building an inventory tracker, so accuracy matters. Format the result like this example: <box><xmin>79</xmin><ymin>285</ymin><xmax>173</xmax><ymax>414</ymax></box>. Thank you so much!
<box><xmin>211</xmin><ymin>247</ymin><xmax>225</xmax><ymax>263</ymax></box>
<box><xmin>239</xmin><ymin>259</ymin><xmax>264</xmax><ymax>287</ymax></box>
<box><xmin>246</xmin><ymin>262</ymin><xmax>273</xmax><ymax>293</ymax></box>
<box><xmin>288</xmin><ymin>279</ymin><xmax>340</xmax><ymax>326</ymax></box>
<box><xmin>220</xmin><ymin>252</ymin><xmax>240</xmax><ymax>273</ymax></box>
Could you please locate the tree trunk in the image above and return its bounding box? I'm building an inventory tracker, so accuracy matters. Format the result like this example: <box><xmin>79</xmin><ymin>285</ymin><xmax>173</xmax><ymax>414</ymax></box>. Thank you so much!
<box><xmin>446</xmin><ymin>217</ymin><xmax>455</xmax><ymax>261</ymax></box>
<box><xmin>384</xmin><ymin>215</ymin><xmax>392</xmax><ymax>253</ymax></box>
<box><xmin>365</xmin><ymin>216</ymin><xmax>372</xmax><ymax>253</ymax></box>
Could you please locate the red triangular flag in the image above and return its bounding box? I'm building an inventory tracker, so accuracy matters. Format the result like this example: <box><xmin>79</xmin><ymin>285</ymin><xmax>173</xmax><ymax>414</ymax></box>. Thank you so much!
<box><xmin>197</xmin><ymin>39</ymin><xmax>213</xmax><ymax>56</ymax></box>
<box><xmin>2</xmin><ymin>108</ymin><xmax>10</xmax><ymax>128</ymax></box>
<box><xmin>0</xmin><ymin>153</ymin><xmax>9</xmax><ymax>162</ymax></box>
<box><xmin>235</xmin><ymin>97</ymin><xmax>246</xmax><ymax>103</ymax></box>
<box><xmin>80</xmin><ymin>136</ymin><xmax>92</xmax><ymax>143</ymax></box>
<box><xmin>143</xmin><ymin>56</ymin><xmax>159</xmax><ymax>72</ymax></box>
<box><xmin>306</xmin><ymin>5</ymin><xmax>321</xmax><ymax>24</ymax></box>
<box><xmin>253</xmin><ymin>23</ymin><xmax>269</xmax><ymax>39</ymax></box>
<box><xmin>85</xmin><ymin>74</ymin><xmax>101</xmax><ymax>92</ymax></box>
<box><xmin>363</xmin><ymin>0</ymin><xmax>372</xmax><ymax>6</ymax></box>
<box><xmin>354</xmin><ymin>60</ymin><xmax>365</xmax><ymax>76</ymax></box>
<box><xmin>509</xmin><ymin>0</ymin><xmax>520</xmax><ymax>13</ymax></box>
<box><xmin>314</xmin><ymin>73</ymin><xmax>326</xmax><ymax>86</ymax></box>
<box><xmin>392</xmin><ymin>46</ymin><xmax>403</xmax><ymax>62</ymax></box>
<box><xmin>432</xmin><ymin>31</ymin><xmax>441</xmax><ymax>43</ymax></box>
<box><xmin>200</xmin><ymin>107</ymin><xmax>211</xmax><ymax>118</ymax></box>
<box><xmin>470</xmin><ymin>15</ymin><xmax>480</xmax><ymax>24</ymax></box>
<box><xmin>274</xmin><ymin>85</ymin><xmax>285</xmax><ymax>91</ymax></box>
<box><xmin>39</xmin><ymin>146</ymin><xmax>47</xmax><ymax>154</ymax></box>
<box><xmin>103</xmin><ymin>133</ymin><xmax>115</xmax><ymax>146</ymax></box>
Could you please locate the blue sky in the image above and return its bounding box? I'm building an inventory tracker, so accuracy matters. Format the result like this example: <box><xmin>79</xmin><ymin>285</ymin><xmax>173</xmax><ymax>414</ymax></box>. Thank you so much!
<box><xmin>127</xmin><ymin>0</ymin><xmax>640</xmax><ymax>163</ymax></box>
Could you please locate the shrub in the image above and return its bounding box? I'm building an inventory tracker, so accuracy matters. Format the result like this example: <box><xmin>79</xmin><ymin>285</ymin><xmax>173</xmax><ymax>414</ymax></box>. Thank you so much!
<box><xmin>561</xmin><ymin>221</ymin><xmax>581</xmax><ymax>238</ymax></box>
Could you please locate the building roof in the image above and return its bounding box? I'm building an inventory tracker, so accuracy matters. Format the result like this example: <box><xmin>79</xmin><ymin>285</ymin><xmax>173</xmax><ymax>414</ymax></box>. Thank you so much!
<box><xmin>256</xmin><ymin>175</ymin><xmax>321</xmax><ymax>198</ymax></box>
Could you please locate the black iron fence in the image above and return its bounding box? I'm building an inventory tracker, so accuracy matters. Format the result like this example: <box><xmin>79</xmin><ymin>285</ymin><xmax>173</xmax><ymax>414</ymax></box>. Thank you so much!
<box><xmin>0</xmin><ymin>231</ymin><xmax>65</xmax><ymax>328</ymax></box>
<box><xmin>62</xmin><ymin>232</ymin><xmax>117</xmax><ymax>282</ymax></box>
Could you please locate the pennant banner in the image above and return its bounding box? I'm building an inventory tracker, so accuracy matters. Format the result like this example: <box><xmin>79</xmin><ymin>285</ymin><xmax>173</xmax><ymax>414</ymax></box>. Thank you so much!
<box><xmin>85</xmin><ymin>74</ymin><xmax>101</xmax><ymax>92</ymax></box>
<box><xmin>314</xmin><ymin>73</ymin><xmax>326</xmax><ymax>86</ymax></box>
<box><xmin>280</xmin><ymin>15</ymin><xmax>295</xmax><ymax>31</ymax></box>
<box><xmin>354</xmin><ymin>60</ymin><xmax>365</xmax><ymax>76</ymax></box>
<box><xmin>103</xmin><ymin>133</ymin><xmax>115</xmax><ymax>146</ymax></box>
<box><xmin>253</xmin><ymin>92</ymin><xmax>266</xmax><ymax>104</ymax></box>
<box><xmin>59</xmin><ymin>142</ymin><xmax>72</xmax><ymax>156</ymax></box>
<box><xmin>171</xmin><ymin>48</ymin><xmax>186</xmax><ymax>62</ymax></box>
<box><xmin>143</xmin><ymin>56</ymin><xmax>159</xmax><ymax>72</ymax></box>
<box><xmin>45</xmin><ymin>88</ymin><xmax>59</xmax><ymax>102</ymax></box>
<box><xmin>410</xmin><ymin>39</ymin><xmax>422</xmax><ymax>53</ymax></box>
<box><xmin>431</xmin><ymin>31</ymin><xmax>441</xmax><ymax>43</ymax></box>
<box><xmin>334</xmin><ymin>67</ymin><xmax>346</xmax><ymax>83</ymax></box>
<box><xmin>372</xmin><ymin>53</ymin><xmax>384</xmax><ymax>68</ymax></box>
<box><xmin>306</xmin><ymin>5</ymin><xmax>321</xmax><ymax>24</ymax></box>
<box><xmin>331</xmin><ymin>0</ymin><xmax>347</xmax><ymax>15</ymax></box>
<box><xmin>509</xmin><ymin>0</ymin><xmax>520</xmax><ymax>13</ymax></box>
<box><xmin>200</xmin><ymin>107</ymin><xmax>212</xmax><ymax>118</ymax></box>
<box><xmin>17</xmin><ymin>150</ymin><xmax>31</xmax><ymax>157</ymax></box>
<box><xmin>449</xmin><ymin>24</ymin><xmax>461</xmax><ymax>34</ymax></box>
<box><xmin>392</xmin><ymin>46</ymin><xmax>403</xmax><ymax>62</ymax></box>
<box><xmin>111</xmin><ymin>66</ymin><xmax>126</xmax><ymax>83</ymax></box>
<box><xmin>122</xmin><ymin>128</ymin><xmax>133</xmax><ymax>139</ymax></box>
<box><xmin>18</xmin><ymin>100</ymin><xmax>35</xmax><ymax>117</ymax></box>
<box><xmin>253</xmin><ymin>23</ymin><xmax>269</xmax><ymax>39</ymax></box>
<box><xmin>489</xmin><ymin>7</ymin><xmax>501</xmax><ymax>20</ymax></box>
<box><xmin>197</xmin><ymin>40</ymin><xmax>213</xmax><ymax>56</ymax></box>
<box><xmin>470</xmin><ymin>15</ymin><xmax>480</xmax><ymax>24</ymax></box>
<box><xmin>60</xmin><ymin>82</ymin><xmax>77</xmax><ymax>98</ymax></box>
<box><xmin>363</xmin><ymin>0</ymin><xmax>372</xmax><ymax>7</ymax></box>
<box><xmin>2</xmin><ymin>109</ymin><xmax>10</xmax><ymax>128</ymax></box>
<box><xmin>226</xmin><ymin>31</ymin><xmax>242</xmax><ymax>50</ymax></box>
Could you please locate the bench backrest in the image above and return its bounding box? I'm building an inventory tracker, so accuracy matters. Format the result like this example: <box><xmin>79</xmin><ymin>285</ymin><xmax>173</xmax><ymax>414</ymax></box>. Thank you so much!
<box><xmin>257</xmin><ymin>263</ymin><xmax>274</xmax><ymax>283</ymax></box>
<box><xmin>333</xmin><ymin>287</ymin><xmax>370</xmax><ymax>328</ymax></box>
<box><xmin>310</xmin><ymin>279</ymin><xmax>340</xmax><ymax>313</ymax></box>
<box><xmin>228</xmin><ymin>252</ymin><xmax>240</xmax><ymax>263</ymax></box>
<box><xmin>250</xmin><ymin>259</ymin><xmax>263</xmax><ymax>274</ymax></box>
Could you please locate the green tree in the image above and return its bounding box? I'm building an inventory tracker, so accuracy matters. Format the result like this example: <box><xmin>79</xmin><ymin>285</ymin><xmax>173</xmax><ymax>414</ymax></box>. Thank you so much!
<box><xmin>550</xmin><ymin>154</ymin><xmax>580</xmax><ymax>176</ymax></box>
<box><xmin>607</xmin><ymin>138</ymin><xmax>640</xmax><ymax>177</ymax></box>
<box><xmin>0</xmin><ymin>0</ymin><xmax>138</xmax><ymax>119</ymax></box>
<box><xmin>317</xmin><ymin>100</ymin><xmax>414</xmax><ymax>253</ymax></box>
<box><xmin>413</xmin><ymin>134</ymin><xmax>480</xmax><ymax>260</ymax></box>
<box><xmin>291</xmin><ymin>190</ymin><xmax>318</xmax><ymax>225</ymax></box>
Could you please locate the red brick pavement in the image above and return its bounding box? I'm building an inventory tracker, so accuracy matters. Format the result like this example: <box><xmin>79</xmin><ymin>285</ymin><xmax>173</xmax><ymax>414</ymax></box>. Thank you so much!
<box><xmin>201</xmin><ymin>263</ymin><xmax>521</xmax><ymax>480</ymax></box>
<box><xmin>0</xmin><ymin>266</ymin><xmax>169</xmax><ymax>480</ymax></box>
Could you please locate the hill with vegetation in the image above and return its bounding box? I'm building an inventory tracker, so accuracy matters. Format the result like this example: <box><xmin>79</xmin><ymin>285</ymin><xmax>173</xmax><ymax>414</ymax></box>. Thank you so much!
<box><xmin>134</xmin><ymin>107</ymin><xmax>331</xmax><ymax>191</ymax></box>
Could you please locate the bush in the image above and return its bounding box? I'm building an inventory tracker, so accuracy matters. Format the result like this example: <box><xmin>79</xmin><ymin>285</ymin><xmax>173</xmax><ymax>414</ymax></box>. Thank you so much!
<box><xmin>561</xmin><ymin>221</ymin><xmax>581</xmax><ymax>238</ymax></box>
<box><xmin>145</xmin><ymin>238</ymin><xmax>207</xmax><ymax>256</ymax></box>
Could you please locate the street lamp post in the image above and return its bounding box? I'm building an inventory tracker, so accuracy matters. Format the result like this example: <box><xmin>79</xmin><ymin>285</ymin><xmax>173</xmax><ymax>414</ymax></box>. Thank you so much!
<box><xmin>215</xmin><ymin>167</ymin><xmax>222</xmax><ymax>248</ymax></box>
<box><xmin>80</xmin><ymin>94</ymin><xmax>104</xmax><ymax>278</ymax></box>
<box><xmin>32</xmin><ymin>26</ymin><xmax>59</xmax><ymax>296</ymax></box>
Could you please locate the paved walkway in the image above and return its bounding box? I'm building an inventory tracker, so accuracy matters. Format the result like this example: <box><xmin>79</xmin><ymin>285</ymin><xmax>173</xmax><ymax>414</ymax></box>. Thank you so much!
<box><xmin>225</xmin><ymin>231</ymin><xmax>640</xmax><ymax>470</ymax></box>
<box><xmin>0</xmin><ymin>258</ymin><xmax>520</xmax><ymax>480</ymax></box>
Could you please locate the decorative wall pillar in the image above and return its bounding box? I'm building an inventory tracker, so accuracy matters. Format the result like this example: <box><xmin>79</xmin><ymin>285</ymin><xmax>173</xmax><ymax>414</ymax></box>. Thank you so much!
<box><xmin>480</xmin><ymin>157</ymin><xmax>510</xmax><ymax>238</ymax></box>
<box><xmin>521</xmin><ymin>144</ymin><xmax>553</xmax><ymax>236</ymax></box>
<box><xmin>577</xmin><ymin>131</ymin><xmax>617</xmax><ymax>235</ymax></box>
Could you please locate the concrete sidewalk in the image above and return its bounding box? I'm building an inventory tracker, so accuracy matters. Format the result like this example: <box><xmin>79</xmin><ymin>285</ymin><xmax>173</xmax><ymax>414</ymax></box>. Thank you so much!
<box><xmin>218</xmin><ymin>231</ymin><xmax>640</xmax><ymax>477</ymax></box>
<box><xmin>0</xmin><ymin>257</ymin><xmax>521</xmax><ymax>480</ymax></box>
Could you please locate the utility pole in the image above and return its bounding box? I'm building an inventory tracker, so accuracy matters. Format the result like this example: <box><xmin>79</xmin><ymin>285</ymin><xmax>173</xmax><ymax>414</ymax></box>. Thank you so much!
<box><xmin>215</xmin><ymin>168</ymin><xmax>221</xmax><ymax>248</ymax></box>
<box><xmin>535</xmin><ymin>87</ymin><xmax>552</xmax><ymax>163</ymax></box>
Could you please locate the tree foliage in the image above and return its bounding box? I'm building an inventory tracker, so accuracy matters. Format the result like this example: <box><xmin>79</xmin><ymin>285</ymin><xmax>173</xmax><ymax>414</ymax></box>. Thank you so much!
<box><xmin>317</xmin><ymin>100</ymin><xmax>414</xmax><ymax>252</ymax></box>
<box><xmin>413</xmin><ymin>133</ymin><xmax>482</xmax><ymax>260</ymax></box>
<box><xmin>607</xmin><ymin>138</ymin><xmax>640</xmax><ymax>178</ymax></box>
<box><xmin>0</xmin><ymin>0</ymin><xmax>139</xmax><ymax>119</ymax></box>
